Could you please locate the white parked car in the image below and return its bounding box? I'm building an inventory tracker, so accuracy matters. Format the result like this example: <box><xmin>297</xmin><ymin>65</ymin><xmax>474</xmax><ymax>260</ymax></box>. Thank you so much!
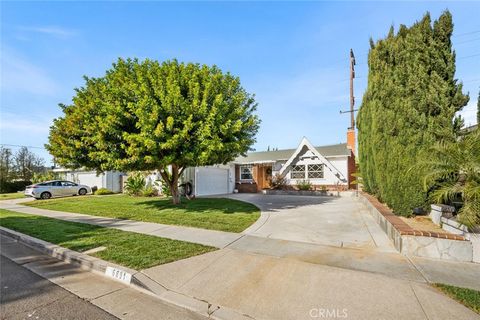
<box><xmin>25</xmin><ymin>180</ymin><xmax>92</xmax><ymax>200</ymax></box>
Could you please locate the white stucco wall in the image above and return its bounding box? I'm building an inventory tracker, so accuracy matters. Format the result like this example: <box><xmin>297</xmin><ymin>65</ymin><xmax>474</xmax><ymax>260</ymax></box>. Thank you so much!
<box><xmin>60</xmin><ymin>170</ymin><xmax>124</xmax><ymax>192</ymax></box>
<box><xmin>328</xmin><ymin>157</ymin><xmax>349</xmax><ymax>184</ymax></box>
<box><xmin>104</xmin><ymin>171</ymin><xmax>123</xmax><ymax>193</ymax></box>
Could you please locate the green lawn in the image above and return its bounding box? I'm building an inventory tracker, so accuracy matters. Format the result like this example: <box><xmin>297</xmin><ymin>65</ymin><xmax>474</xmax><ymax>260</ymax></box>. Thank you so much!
<box><xmin>0</xmin><ymin>209</ymin><xmax>216</xmax><ymax>270</ymax></box>
<box><xmin>434</xmin><ymin>283</ymin><xmax>480</xmax><ymax>314</ymax></box>
<box><xmin>25</xmin><ymin>195</ymin><xmax>260</xmax><ymax>233</ymax></box>
<box><xmin>0</xmin><ymin>192</ymin><xmax>26</xmax><ymax>200</ymax></box>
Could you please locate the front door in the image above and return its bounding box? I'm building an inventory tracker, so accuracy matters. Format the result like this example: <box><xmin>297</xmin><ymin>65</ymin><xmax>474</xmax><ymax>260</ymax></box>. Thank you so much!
<box><xmin>256</xmin><ymin>165</ymin><xmax>272</xmax><ymax>191</ymax></box>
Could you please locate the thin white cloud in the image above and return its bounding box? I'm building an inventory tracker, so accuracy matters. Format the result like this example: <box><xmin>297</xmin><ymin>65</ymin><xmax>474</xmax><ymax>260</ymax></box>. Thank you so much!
<box><xmin>0</xmin><ymin>111</ymin><xmax>52</xmax><ymax>135</ymax></box>
<box><xmin>1</xmin><ymin>47</ymin><xmax>58</xmax><ymax>95</ymax></box>
<box><xmin>17</xmin><ymin>25</ymin><xmax>77</xmax><ymax>38</ymax></box>
<box><xmin>458</xmin><ymin>100</ymin><xmax>478</xmax><ymax>127</ymax></box>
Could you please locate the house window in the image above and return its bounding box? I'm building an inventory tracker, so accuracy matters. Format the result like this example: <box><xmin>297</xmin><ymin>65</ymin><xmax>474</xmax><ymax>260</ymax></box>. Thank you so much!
<box><xmin>240</xmin><ymin>165</ymin><xmax>253</xmax><ymax>180</ymax></box>
<box><xmin>291</xmin><ymin>165</ymin><xmax>305</xmax><ymax>179</ymax></box>
<box><xmin>308</xmin><ymin>164</ymin><xmax>324</xmax><ymax>179</ymax></box>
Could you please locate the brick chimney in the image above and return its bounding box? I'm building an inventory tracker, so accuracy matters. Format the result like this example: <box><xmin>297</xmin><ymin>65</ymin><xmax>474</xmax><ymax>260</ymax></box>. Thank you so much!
<box><xmin>347</xmin><ymin>129</ymin><xmax>355</xmax><ymax>154</ymax></box>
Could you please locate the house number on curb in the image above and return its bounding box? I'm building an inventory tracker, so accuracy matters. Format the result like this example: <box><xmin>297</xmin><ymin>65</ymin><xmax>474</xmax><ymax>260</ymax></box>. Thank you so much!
<box><xmin>105</xmin><ymin>266</ymin><xmax>132</xmax><ymax>284</ymax></box>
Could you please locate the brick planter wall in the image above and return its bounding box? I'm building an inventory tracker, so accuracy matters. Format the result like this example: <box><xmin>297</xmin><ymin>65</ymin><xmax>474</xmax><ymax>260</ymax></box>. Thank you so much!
<box><xmin>358</xmin><ymin>192</ymin><xmax>474</xmax><ymax>262</ymax></box>
<box><xmin>235</xmin><ymin>183</ymin><xmax>258</xmax><ymax>193</ymax></box>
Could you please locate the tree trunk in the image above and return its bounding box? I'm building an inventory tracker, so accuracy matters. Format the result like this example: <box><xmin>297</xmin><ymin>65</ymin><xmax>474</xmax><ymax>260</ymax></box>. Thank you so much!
<box><xmin>170</xmin><ymin>181</ymin><xmax>180</xmax><ymax>204</ymax></box>
<box><xmin>159</xmin><ymin>164</ymin><xmax>182</xmax><ymax>205</ymax></box>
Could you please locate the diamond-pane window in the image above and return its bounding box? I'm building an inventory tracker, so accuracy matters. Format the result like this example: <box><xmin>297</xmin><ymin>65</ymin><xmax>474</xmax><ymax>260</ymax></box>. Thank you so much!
<box><xmin>240</xmin><ymin>165</ymin><xmax>253</xmax><ymax>180</ymax></box>
<box><xmin>308</xmin><ymin>164</ymin><xmax>324</xmax><ymax>179</ymax></box>
<box><xmin>291</xmin><ymin>165</ymin><xmax>305</xmax><ymax>179</ymax></box>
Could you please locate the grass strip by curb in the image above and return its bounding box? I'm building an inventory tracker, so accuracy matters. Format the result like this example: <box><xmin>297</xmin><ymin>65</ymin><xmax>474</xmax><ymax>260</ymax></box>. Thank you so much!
<box><xmin>0</xmin><ymin>209</ymin><xmax>216</xmax><ymax>270</ymax></box>
<box><xmin>25</xmin><ymin>195</ymin><xmax>260</xmax><ymax>233</ymax></box>
<box><xmin>434</xmin><ymin>283</ymin><xmax>480</xmax><ymax>314</ymax></box>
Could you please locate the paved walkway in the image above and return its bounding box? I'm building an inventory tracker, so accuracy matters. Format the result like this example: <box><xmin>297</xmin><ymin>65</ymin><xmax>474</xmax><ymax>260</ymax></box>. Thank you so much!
<box><xmin>0</xmin><ymin>199</ymin><xmax>241</xmax><ymax>248</ymax></box>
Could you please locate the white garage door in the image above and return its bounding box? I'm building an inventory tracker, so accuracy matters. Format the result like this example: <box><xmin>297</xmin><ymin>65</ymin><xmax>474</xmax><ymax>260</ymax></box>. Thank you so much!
<box><xmin>196</xmin><ymin>168</ymin><xmax>229</xmax><ymax>196</ymax></box>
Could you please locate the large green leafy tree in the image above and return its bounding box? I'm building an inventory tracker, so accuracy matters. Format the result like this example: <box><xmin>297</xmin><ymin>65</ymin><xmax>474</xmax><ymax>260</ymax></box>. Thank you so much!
<box><xmin>47</xmin><ymin>58</ymin><xmax>260</xmax><ymax>204</ymax></box>
<box><xmin>357</xmin><ymin>11</ymin><xmax>469</xmax><ymax>215</ymax></box>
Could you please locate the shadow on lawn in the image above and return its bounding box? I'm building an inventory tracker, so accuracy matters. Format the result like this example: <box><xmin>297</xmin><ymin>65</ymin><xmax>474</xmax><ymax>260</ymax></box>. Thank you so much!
<box><xmin>136</xmin><ymin>197</ymin><xmax>260</xmax><ymax>215</ymax></box>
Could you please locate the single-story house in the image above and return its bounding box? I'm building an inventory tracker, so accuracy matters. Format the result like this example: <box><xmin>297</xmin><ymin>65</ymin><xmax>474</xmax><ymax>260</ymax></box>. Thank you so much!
<box><xmin>183</xmin><ymin>136</ymin><xmax>356</xmax><ymax>195</ymax></box>
<box><xmin>52</xmin><ymin>168</ymin><xmax>124</xmax><ymax>193</ymax></box>
<box><xmin>232</xmin><ymin>137</ymin><xmax>355</xmax><ymax>193</ymax></box>
<box><xmin>52</xmin><ymin>136</ymin><xmax>356</xmax><ymax>196</ymax></box>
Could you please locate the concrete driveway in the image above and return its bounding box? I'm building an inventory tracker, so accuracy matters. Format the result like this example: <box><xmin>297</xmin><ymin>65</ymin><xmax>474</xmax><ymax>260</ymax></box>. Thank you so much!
<box><xmin>225</xmin><ymin>193</ymin><xmax>395</xmax><ymax>252</ymax></box>
<box><xmin>141</xmin><ymin>193</ymin><xmax>479</xmax><ymax>319</ymax></box>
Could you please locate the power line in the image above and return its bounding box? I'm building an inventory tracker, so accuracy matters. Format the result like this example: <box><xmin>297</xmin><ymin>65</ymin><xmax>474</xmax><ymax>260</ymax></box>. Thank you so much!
<box><xmin>463</xmin><ymin>78</ymin><xmax>480</xmax><ymax>83</ymax></box>
<box><xmin>0</xmin><ymin>143</ymin><xmax>46</xmax><ymax>150</ymax></box>
<box><xmin>458</xmin><ymin>53</ymin><xmax>480</xmax><ymax>60</ymax></box>
<box><xmin>453</xmin><ymin>30</ymin><xmax>480</xmax><ymax>37</ymax></box>
<box><xmin>455</xmin><ymin>37</ymin><xmax>480</xmax><ymax>45</ymax></box>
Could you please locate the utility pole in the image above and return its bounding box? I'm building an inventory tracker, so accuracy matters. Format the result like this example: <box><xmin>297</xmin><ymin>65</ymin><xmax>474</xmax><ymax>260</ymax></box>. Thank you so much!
<box><xmin>340</xmin><ymin>49</ymin><xmax>357</xmax><ymax>149</ymax></box>
<box><xmin>349</xmin><ymin>48</ymin><xmax>356</xmax><ymax>130</ymax></box>
<box><xmin>339</xmin><ymin>49</ymin><xmax>358</xmax><ymax>193</ymax></box>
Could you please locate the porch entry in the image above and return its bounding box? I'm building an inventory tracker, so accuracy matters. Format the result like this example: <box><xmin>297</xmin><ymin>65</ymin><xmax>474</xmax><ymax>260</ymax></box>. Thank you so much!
<box><xmin>254</xmin><ymin>164</ymin><xmax>272</xmax><ymax>191</ymax></box>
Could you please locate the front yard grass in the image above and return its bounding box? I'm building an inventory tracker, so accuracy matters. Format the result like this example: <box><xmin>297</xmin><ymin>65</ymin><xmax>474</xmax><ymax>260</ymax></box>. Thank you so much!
<box><xmin>434</xmin><ymin>283</ymin><xmax>480</xmax><ymax>314</ymax></box>
<box><xmin>0</xmin><ymin>209</ymin><xmax>216</xmax><ymax>270</ymax></box>
<box><xmin>0</xmin><ymin>192</ymin><xmax>26</xmax><ymax>200</ymax></box>
<box><xmin>25</xmin><ymin>195</ymin><xmax>260</xmax><ymax>233</ymax></box>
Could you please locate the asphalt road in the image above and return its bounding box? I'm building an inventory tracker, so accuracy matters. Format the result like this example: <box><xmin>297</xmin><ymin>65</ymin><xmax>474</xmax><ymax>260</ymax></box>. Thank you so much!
<box><xmin>0</xmin><ymin>255</ymin><xmax>118</xmax><ymax>320</ymax></box>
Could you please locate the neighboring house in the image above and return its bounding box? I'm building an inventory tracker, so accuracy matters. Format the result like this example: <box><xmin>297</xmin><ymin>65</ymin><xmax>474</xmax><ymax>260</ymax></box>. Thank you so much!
<box><xmin>52</xmin><ymin>168</ymin><xmax>125</xmax><ymax>193</ymax></box>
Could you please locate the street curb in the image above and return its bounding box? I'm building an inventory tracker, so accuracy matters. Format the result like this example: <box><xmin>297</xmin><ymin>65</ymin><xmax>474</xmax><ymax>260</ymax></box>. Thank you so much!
<box><xmin>0</xmin><ymin>227</ymin><xmax>255</xmax><ymax>320</ymax></box>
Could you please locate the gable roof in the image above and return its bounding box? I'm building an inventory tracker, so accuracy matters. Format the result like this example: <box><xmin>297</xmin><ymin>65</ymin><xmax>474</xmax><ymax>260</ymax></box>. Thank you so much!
<box><xmin>234</xmin><ymin>142</ymin><xmax>350</xmax><ymax>164</ymax></box>
<box><xmin>279</xmin><ymin>137</ymin><xmax>347</xmax><ymax>182</ymax></box>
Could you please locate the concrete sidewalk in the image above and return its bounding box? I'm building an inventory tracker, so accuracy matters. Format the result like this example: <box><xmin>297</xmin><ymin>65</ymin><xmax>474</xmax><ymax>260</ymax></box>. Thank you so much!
<box><xmin>142</xmin><ymin>247</ymin><xmax>479</xmax><ymax>320</ymax></box>
<box><xmin>3</xmin><ymin>224</ymin><xmax>479</xmax><ymax>320</ymax></box>
<box><xmin>0</xmin><ymin>199</ymin><xmax>242</xmax><ymax>248</ymax></box>
<box><xmin>2</xmin><ymin>198</ymin><xmax>479</xmax><ymax>291</ymax></box>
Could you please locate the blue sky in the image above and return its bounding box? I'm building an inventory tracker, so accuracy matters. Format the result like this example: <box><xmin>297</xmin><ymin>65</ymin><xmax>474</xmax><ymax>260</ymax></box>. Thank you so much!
<box><xmin>1</xmin><ymin>1</ymin><xmax>479</xmax><ymax>165</ymax></box>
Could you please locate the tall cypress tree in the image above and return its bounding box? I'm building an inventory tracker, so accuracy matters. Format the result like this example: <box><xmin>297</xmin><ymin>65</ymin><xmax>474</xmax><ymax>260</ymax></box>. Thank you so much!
<box><xmin>357</xmin><ymin>11</ymin><xmax>469</xmax><ymax>215</ymax></box>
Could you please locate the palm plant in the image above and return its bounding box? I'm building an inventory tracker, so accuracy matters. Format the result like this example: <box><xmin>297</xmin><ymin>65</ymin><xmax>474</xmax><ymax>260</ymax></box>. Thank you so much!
<box><xmin>419</xmin><ymin>130</ymin><xmax>480</xmax><ymax>227</ymax></box>
<box><xmin>124</xmin><ymin>172</ymin><xmax>146</xmax><ymax>196</ymax></box>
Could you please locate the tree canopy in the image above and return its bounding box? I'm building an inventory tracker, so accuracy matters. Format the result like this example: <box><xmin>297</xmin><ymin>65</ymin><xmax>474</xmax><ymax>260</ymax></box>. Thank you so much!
<box><xmin>357</xmin><ymin>11</ymin><xmax>469</xmax><ymax>215</ymax></box>
<box><xmin>47</xmin><ymin>58</ymin><xmax>260</xmax><ymax>203</ymax></box>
